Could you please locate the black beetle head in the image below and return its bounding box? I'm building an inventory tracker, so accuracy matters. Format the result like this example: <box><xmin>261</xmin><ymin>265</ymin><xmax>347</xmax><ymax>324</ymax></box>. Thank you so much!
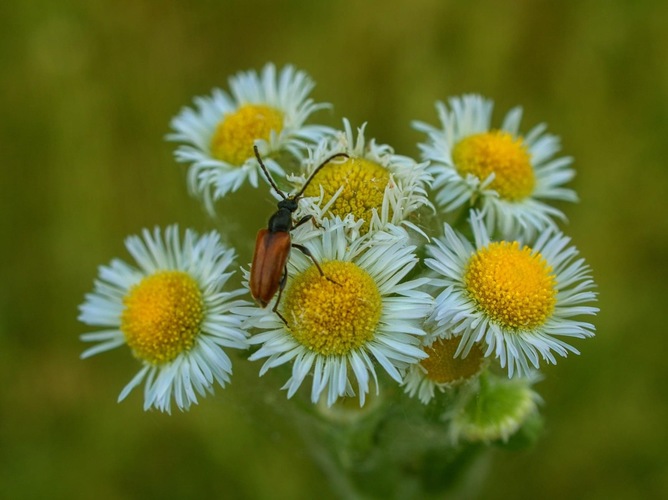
<box><xmin>277</xmin><ymin>198</ymin><xmax>299</xmax><ymax>212</ymax></box>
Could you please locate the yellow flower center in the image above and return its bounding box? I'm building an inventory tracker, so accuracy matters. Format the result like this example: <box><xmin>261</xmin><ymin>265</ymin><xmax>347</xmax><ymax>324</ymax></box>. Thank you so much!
<box><xmin>452</xmin><ymin>131</ymin><xmax>535</xmax><ymax>201</ymax></box>
<box><xmin>121</xmin><ymin>271</ymin><xmax>204</xmax><ymax>365</ymax></box>
<box><xmin>420</xmin><ymin>337</ymin><xmax>484</xmax><ymax>385</ymax></box>
<box><xmin>210</xmin><ymin>104</ymin><xmax>284</xmax><ymax>165</ymax></box>
<box><xmin>282</xmin><ymin>261</ymin><xmax>383</xmax><ymax>356</ymax></box>
<box><xmin>464</xmin><ymin>242</ymin><xmax>556</xmax><ymax>331</ymax></box>
<box><xmin>303</xmin><ymin>157</ymin><xmax>390</xmax><ymax>229</ymax></box>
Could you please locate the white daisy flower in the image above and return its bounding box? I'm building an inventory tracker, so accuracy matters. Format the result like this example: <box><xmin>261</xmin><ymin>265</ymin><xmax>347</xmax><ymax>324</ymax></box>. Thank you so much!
<box><xmin>78</xmin><ymin>226</ymin><xmax>250</xmax><ymax>413</ymax></box>
<box><xmin>426</xmin><ymin>211</ymin><xmax>598</xmax><ymax>378</ymax></box>
<box><xmin>414</xmin><ymin>94</ymin><xmax>577</xmax><ymax>238</ymax></box>
<box><xmin>403</xmin><ymin>335</ymin><xmax>485</xmax><ymax>405</ymax></box>
<box><xmin>293</xmin><ymin>119</ymin><xmax>432</xmax><ymax>236</ymax></box>
<box><xmin>167</xmin><ymin>63</ymin><xmax>333</xmax><ymax>212</ymax></box>
<box><xmin>242</xmin><ymin>217</ymin><xmax>433</xmax><ymax>407</ymax></box>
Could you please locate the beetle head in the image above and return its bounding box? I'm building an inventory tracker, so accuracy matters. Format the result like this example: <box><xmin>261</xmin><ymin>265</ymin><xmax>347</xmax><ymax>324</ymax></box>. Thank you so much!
<box><xmin>277</xmin><ymin>198</ymin><xmax>299</xmax><ymax>213</ymax></box>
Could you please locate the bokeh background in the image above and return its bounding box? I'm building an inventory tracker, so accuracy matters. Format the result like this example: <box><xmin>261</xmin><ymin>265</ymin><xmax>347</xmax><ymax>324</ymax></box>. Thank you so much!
<box><xmin>2</xmin><ymin>0</ymin><xmax>668</xmax><ymax>498</ymax></box>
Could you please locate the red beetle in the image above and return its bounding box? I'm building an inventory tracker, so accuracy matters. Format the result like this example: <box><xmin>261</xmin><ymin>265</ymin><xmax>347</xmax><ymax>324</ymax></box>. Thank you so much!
<box><xmin>250</xmin><ymin>145</ymin><xmax>348</xmax><ymax>324</ymax></box>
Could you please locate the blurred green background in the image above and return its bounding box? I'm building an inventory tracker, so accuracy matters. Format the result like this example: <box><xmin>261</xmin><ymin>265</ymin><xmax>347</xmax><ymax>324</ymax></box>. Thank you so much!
<box><xmin>2</xmin><ymin>0</ymin><xmax>667</xmax><ymax>498</ymax></box>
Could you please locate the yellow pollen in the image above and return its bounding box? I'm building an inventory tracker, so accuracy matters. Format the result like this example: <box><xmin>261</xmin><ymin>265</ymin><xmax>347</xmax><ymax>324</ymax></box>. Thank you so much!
<box><xmin>420</xmin><ymin>337</ymin><xmax>484</xmax><ymax>385</ymax></box>
<box><xmin>282</xmin><ymin>261</ymin><xmax>382</xmax><ymax>356</ymax></box>
<box><xmin>121</xmin><ymin>271</ymin><xmax>204</xmax><ymax>365</ymax></box>
<box><xmin>452</xmin><ymin>131</ymin><xmax>535</xmax><ymax>201</ymax></box>
<box><xmin>464</xmin><ymin>242</ymin><xmax>557</xmax><ymax>331</ymax></box>
<box><xmin>303</xmin><ymin>157</ymin><xmax>390</xmax><ymax>230</ymax></box>
<box><xmin>210</xmin><ymin>104</ymin><xmax>284</xmax><ymax>165</ymax></box>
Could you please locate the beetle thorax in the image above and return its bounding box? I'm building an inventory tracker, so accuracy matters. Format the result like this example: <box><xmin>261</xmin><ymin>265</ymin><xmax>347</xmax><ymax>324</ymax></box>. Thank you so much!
<box><xmin>268</xmin><ymin>207</ymin><xmax>294</xmax><ymax>232</ymax></box>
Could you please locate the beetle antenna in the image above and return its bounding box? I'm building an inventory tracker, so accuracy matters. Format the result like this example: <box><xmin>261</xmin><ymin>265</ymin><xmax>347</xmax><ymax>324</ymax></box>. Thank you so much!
<box><xmin>295</xmin><ymin>152</ymin><xmax>349</xmax><ymax>198</ymax></box>
<box><xmin>254</xmin><ymin>145</ymin><xmax>287</xmax><ymax>199</ymax></box>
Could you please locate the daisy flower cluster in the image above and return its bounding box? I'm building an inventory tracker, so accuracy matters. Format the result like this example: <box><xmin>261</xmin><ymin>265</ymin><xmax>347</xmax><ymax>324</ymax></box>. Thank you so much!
<box><xmin>79</xmin><ymin>64</ymin><xmax>598</xmax><ymax>449</ymax></box>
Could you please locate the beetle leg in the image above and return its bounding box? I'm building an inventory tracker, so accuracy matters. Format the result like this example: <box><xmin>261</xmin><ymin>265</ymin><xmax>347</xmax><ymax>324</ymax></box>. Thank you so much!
<box><xmin>293</xmin><ymin>214</ymin><xmax>313</xmax><ymax>229</ymax></box>
<box><xmin>297</xmin><ymin>214</ymin><xmax>322</xmax><ymax>230</ymax></box>
<box><xmin>292</xmin><ymin>243</ymin><xmax>341</xmax><ymax>286</ymax></box>
<box><xmin>272</xmin><ymin>266</ymin><xmax>290</xmax><ymax>326</ymax></box>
